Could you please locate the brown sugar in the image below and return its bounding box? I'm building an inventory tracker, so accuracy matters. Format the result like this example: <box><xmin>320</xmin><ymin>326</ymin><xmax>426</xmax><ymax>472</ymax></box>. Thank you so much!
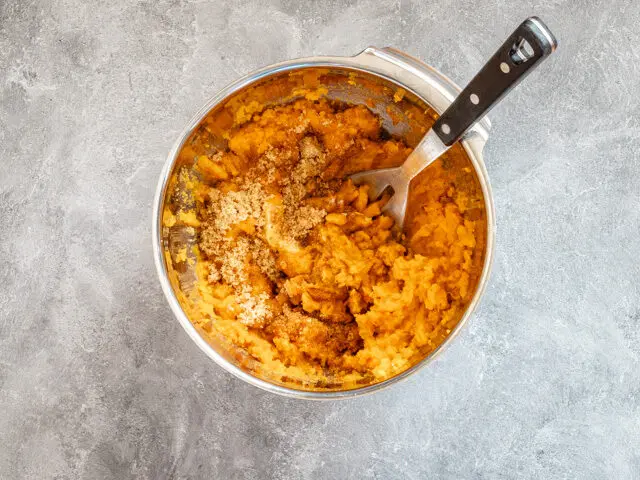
<box><xmin>205</xmin><ymin>182</ymin><xmax>267</xmax><ymax>234</ymax></box>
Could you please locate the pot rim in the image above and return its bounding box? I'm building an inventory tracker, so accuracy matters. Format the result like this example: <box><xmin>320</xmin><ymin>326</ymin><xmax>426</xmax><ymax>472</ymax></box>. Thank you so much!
<box><xmin>152</xmin><ymin>47</ymin><xmax>496</xmax><ymax>399</ymax></box>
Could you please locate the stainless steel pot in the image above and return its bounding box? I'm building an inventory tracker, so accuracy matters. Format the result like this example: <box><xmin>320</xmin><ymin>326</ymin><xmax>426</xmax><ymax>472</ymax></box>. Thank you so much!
<box><xmin>152</xmin><ymin>47</ymin><xmax>495</xmax><ymax>399</ymax></box>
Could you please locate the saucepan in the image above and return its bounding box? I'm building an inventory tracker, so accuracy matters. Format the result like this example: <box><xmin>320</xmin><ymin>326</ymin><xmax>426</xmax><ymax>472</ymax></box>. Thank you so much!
<box><xmin>152</xmin><ymin>18</ymin><xmax>556</xmax><ymax>398</ymax></box>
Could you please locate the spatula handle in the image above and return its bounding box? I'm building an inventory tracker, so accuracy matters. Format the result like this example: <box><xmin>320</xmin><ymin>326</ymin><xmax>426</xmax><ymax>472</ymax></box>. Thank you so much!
<box><xmin>433</xmin><ymin>17</ymin><xmax>557</xmax><ymax>146</ymax></box>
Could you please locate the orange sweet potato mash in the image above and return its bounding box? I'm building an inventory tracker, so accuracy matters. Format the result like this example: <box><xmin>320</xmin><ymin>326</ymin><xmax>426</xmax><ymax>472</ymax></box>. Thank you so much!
<box><xmin>163</xmin><ymin>96</ymin><xmax>485</xmax><ymax>389</ymax></box>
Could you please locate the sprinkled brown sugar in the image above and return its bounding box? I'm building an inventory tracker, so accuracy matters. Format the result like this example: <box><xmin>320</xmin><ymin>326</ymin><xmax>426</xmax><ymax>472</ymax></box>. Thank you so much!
<box><xmin>293</xmin><ymin>136</ymin><xmax>325</xmax><ymax>181</ymax></box>
<box><xmin>206</xmin><ymin>182</ymin><xmax>267</xmax><ymax>234</ymax></box>
<box><xmin>280</xmin><ymin>136</ymin><xmax>328</xmax><ymax>240</ymax></box>
<box><xmin>207</xmin><ymin>264</ymin><xmax>221</xmax><ymax>283</ymax></box>
<box><xmin>236</xmin><ymin>290</ymin><xmax>272</xmax><ymax>326</ymax></box>
<box><xmin>199</xmin><ymin>183</ymin><xmax>273</xmax><ymax>325</ymax></box>
<box><xmin>249</xmin><ymin>238</ymin><xmax>279</xmax><ymax>282</ymax></box>
<box><xmin>199</xmin><ymin>134</ymin><xmax>333</xmax><ymax>326</ymax></box>
<box><xmin>218</xmin><ymin>237</ymin><xmax>250</xmax><ymax>287</ymax></box>
<box><xmin>285</xmin><ymin>205</ymin><xmax>327</xmax><ymax>240</ymax></box>
<box><xmin>201</xmin><ymin>233</ymin><xmax>275</xmax><ymax>327</ymax></box>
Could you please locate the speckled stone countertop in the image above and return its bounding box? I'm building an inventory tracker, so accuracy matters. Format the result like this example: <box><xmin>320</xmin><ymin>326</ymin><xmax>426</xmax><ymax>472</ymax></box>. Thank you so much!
<box><xmin>2</xmin><ymin>1</ymin><xmax>640</xmax><ymax>478</ymax></box>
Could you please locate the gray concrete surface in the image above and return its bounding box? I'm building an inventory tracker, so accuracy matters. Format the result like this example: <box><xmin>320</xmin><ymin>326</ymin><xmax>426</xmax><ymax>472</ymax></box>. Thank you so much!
<box><xmin>2</xmin><ymin>0</ymin><xmax>640</xmax><ymax>478</ymax></box>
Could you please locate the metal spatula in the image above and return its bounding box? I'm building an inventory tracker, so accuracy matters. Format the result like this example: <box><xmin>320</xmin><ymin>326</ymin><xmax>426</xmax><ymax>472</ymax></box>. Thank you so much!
<box><xmin>350</xmin><ymin>17</ymin><xmax>557</xmax><ymax>228</ymax></box>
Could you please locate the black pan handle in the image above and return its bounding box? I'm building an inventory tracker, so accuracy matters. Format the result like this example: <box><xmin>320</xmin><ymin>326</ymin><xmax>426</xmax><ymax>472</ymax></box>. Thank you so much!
<box><xmin>433</xmin><ymin>17</ymin><xmax>558</xmax><ymax>146</ymax></box>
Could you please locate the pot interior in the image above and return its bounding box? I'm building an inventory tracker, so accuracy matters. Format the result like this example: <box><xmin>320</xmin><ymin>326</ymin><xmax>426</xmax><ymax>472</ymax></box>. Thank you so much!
<box><xmin>159</xmin><ymin>66</ymin><xmax>488</xmax><ymax>393</ymax></box>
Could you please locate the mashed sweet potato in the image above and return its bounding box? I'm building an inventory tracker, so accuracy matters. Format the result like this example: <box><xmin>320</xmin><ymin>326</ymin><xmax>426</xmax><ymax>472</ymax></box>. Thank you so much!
<box><xmin>164</xmin><ymin>98</ymin><xmax>484</xmax><ymax>388</ymax></box>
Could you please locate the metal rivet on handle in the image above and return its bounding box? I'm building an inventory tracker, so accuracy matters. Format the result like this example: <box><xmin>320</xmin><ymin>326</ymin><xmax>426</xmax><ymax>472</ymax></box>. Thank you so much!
<box><xmin>470</xmin><ymin>93</ymin><xmax>479</xmax><ymax>105</ymax></box>
<box><xmin>500</xmin><ymin>62</ymin><xmax>510</xmax><ymax>73</ymax></box>
<box><xmin>441</xmin><ymin>124</ymin><xmax>451</xmax><ymax>135</ymax></box>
